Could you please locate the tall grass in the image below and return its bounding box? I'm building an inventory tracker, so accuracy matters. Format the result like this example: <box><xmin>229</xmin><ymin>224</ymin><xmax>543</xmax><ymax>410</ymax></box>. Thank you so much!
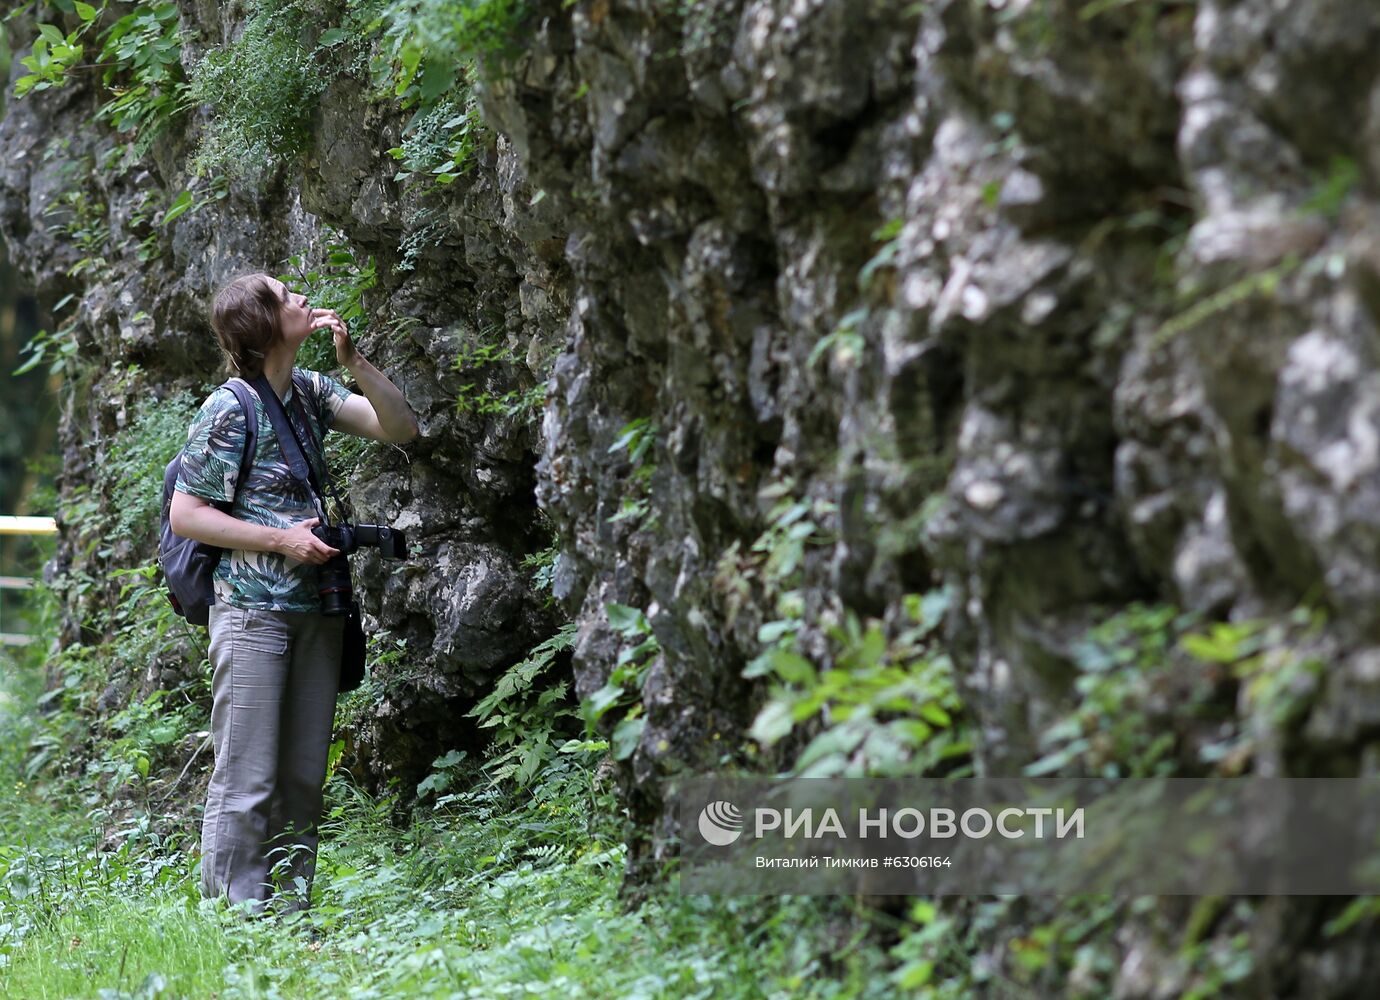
<box><xmin>2</xmin><ymin>637</ymin><xmax>902</xmax><ymax>999</ymax></box>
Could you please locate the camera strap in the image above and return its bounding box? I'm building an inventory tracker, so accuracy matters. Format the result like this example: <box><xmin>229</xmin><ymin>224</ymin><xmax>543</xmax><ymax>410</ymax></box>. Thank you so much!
<box><xmin>250</xmin><ymin>372</ymin><xmax>339</xmax><ymax>522</ymax></box>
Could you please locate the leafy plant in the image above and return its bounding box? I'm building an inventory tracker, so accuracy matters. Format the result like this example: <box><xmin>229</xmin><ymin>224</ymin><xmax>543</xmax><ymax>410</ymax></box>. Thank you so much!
<box><xmin>369</xmin><ymin>0</ymin><xmax>531</xmax><ymax>111</ymax></box>
<box><xmin>451</xmin><ymin>336</ymin><xmax>547</xmax><ymax>422</ymax></box>
<box><xmin>606</xmin><ymin>417</ymin><xmax>659</xmax><ymax>529</ymax></box>
<box><xmin>93</xmin><ymin>1</ymin><xmax>191</xmax><ymax>157</ymax></box>
<box><xmin>580</xmin><ymin>604</ymin><xmax>659</xmax><ymax>762</ymax></box>
<box><xmin>45</xmin><ymin>185</ymin><xmax>110</xmax><ymax>279</ymax></box>
<box><xmin>462</xmin><ymin>622</ymin><xmax>578</xmax><ymax>787</ymax></box>
<box><xmin>186</xmin><ymin>0</ymin><xmax>334</xmax><ymax>178</ymax></box>
<box><xmin>12</xmin><ymin>10</ymin><xmax>95</xmax><ymax>97</ymax></box>
<box><xmin>1025</xmin><ymin>603</ymin><xmax>1213</xmax><ymax>778</ymax></box>
<box><xmin>745</xmin><ymin>589</ymin><xmax>969</xmax><ymax>778</ymax></box>
<box><xmin>385</xmin><ymin>88</ymin><xmax>485</xmax><ymax>186</ymax></box>
<box><xmin>520</xmin><ymin>540</ymin><xmax>561</xmax><ymax>608</ymax></box>
<box><xmin>97</xmin><ymin>378</ymin><xmax>200</xmax><ymax>550</ymax></box>
<box><xmin>12</xmin><ymin>2</ymin><xmax>191</xmax><ymax>159</ymax></box>
<box><xmin>13</xmin><ymin>295</ymin><xmax>80</xmax><ymax>376</ymax></box>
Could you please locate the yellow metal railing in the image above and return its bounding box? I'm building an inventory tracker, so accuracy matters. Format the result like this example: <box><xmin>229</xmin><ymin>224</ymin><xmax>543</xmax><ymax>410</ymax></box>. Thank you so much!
<box><xmin>0</xmin><ymin>516</ymin><xmax>57</xmax><ymax>536</ymax></box>
<box><xmin>0</xmin><ymin>516</ymin><xmax>56</xmax><ymax>647</ymax></box>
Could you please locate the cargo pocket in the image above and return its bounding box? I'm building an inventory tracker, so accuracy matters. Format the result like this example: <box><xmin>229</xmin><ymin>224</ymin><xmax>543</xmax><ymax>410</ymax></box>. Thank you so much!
<box><xmin>238</xmin><ymin>607</ymin><xmax>290</xmax><ymax>656</ymax></box>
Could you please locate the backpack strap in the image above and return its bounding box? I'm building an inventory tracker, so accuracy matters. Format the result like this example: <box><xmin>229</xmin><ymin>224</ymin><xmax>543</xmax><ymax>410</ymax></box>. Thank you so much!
<box><xmin>221</xmin><ymin>378</ymin><xmax>259</xmax><ymax>511</ymax></box>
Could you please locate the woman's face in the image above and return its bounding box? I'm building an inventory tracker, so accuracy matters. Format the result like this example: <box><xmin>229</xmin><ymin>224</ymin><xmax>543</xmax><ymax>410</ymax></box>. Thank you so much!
<box><xmin>270</xmin><ymin>277</ymin><xmax>313</xmax><ymax>347</ymax></box>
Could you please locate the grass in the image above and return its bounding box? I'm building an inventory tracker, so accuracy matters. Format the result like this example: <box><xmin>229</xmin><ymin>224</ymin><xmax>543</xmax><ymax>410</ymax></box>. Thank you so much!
<box><xmin>1</xmin><ymin>638</ymin><xmax>902</xmax><ymax>999</ymax></box>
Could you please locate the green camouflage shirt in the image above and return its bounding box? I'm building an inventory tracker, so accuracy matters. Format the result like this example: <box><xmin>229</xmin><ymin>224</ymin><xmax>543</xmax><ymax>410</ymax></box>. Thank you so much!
<box><xmin>173</xmin><ymin>368</ymin><xmax>352</xmax><ymax>612</ymax></box>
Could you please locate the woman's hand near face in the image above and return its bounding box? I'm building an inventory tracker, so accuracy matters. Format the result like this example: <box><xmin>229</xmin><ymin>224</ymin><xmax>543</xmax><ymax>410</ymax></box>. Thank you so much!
<box><xmin>311</xmin><ymin>307</ymin><xmax>359</xmax><ymax>369</ymax></box>
<box><xmin>275</xmin><ymin>516</ymin><xmax>341</xmax><ymax>566</ymax></box>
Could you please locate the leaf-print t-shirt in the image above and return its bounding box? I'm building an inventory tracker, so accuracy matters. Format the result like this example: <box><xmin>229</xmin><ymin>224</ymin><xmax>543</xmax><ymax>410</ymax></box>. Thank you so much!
<box><xmin>173</xmin><ymin>368</ymin><xmax>352</xmax><ymax>612</ymax></box>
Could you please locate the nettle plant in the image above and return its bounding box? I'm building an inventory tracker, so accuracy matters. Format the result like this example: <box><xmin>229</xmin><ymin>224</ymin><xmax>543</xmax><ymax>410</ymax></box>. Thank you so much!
<box><xmin>461</xmin><ymin>622</ymin><xmax>579</xmax><ymax>788</ymax></box>
<box><xmin>720</xmin><ymin>479</ymin><xmax>971</xmax><ymax>777</ymax></box>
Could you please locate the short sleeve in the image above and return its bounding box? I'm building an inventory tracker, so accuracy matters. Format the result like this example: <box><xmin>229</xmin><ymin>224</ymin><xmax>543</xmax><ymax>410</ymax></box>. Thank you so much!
<box><xmin>174</xmin><ymin>388</ymin><xmax>248</xmax><ymax>503</ymax></box>
<box><xmin>303</xmin><ymin>369</ymin><xmax>351</xmax><ymax>430</ymax></box>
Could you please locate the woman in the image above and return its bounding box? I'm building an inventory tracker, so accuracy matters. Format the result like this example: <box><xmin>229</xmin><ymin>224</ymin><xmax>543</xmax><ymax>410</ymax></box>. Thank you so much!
<box><xmin>169</xmin><ymin>271</ymin><xmax>419</xmax><ymax>917</ymax></box>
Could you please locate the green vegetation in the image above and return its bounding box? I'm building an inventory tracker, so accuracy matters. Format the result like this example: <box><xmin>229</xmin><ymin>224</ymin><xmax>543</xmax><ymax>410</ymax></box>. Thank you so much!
<box><xmin>2</xmin><ymin>572</ymin><xmax>910</xmax><ymax>999</ymax></box>
<box><xmin>714</xmin><ymin>480</ymin><xmax>972</xmax><ymax>778</ymax></box>
<box><xmin>12</xmin><ymin>294</ymin><xmax>79</xmax><ymax>377</ymax></box>
<box><xmin>1025</xmin><ymin>601</ymin><xmax>1329</xmax><ymax>779</ymax></box>
<box><xmin>7</xmin><ymin>0</ymin><xmax>534</xmax><ymax>270</ymax></box>
<box><xmin>452</xmin><ymin>335</ymin><xmax>549</xmax><ymax>423</ymax></box>
<box><xmin>582</xmin><ymin>602</ymin><xmax>660</xmax><ymax>763</ymax></box>
<box><xmin>1150</xmin><ymin>156</ymin><xmax>1358</xmax><ymax>351</ymax></box>
<box><xmin>463</xmin><ymin>621</ymin><xmax>579</xmax><ymax>787</ymax></box>
<box><xmin>187</xmin><ymin>0</ymin><xmax>334</xmax><ymax>180</ymax></box>
<box><xmin>3</xmin><ymin>371</ymin><xmax>1371</xmax><ymax>997</ymax></box>
<box><xmin>605</xmin><ymin>416</ymin><xmax>660</xmax><ymax>529</ymax></box>
<box><xmin>9</xmin><ymin>0</ymin><xmax>191</xmax><ymax>161</ymax></box>
<box><xmin>519</xmin><ymin>535</ymin><xmax>561</xmax><ymax>609</ymax></box>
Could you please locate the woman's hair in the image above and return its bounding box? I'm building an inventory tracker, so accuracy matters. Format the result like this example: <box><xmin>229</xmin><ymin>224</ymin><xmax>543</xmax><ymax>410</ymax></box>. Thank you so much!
<box><xmin>209</xmin><ymin>272</ymin><xmax>286</xmax><ymax>379</ymax></box>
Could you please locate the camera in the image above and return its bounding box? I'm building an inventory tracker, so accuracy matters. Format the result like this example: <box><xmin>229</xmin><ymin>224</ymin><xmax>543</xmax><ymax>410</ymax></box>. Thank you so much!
<box><xmin>310</xmin><ymin>522</ymin><xmax>410</xmax><ymax>616</ymax></box>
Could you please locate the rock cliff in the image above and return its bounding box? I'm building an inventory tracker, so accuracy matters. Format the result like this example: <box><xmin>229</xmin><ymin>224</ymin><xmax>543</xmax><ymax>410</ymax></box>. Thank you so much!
<box><xmin>5</xmin><ymin>0</ymin><xmax>1380</xmax><ymax>993</ymax></box>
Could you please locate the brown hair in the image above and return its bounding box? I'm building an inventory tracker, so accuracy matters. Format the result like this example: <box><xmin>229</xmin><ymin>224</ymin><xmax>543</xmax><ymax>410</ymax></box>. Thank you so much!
<box><xmin>209</xmin><ymin>272</ymin><xmax>286</xmax><ymax>379</ymax></box>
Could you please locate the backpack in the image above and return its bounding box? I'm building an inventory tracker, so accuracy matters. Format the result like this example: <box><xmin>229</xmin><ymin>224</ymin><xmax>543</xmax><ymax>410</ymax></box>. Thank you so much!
<box><xmin>158</xmin><ymin>379</ymin><xmax>259</xmax><ymax>626</ymax></box>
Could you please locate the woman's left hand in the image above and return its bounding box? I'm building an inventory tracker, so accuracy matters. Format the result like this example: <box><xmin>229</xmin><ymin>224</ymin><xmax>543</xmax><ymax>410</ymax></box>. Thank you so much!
<box><xmin>312</xmin><ymin>308</ymin><xmax>359</xmax><ymax>369</ymax></box>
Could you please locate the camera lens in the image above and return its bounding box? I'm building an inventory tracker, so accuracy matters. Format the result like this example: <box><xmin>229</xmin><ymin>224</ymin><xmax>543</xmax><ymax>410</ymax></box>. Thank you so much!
<box><xmin>317</xmin><ymin>554</ymin><xmax>353</xmax><ymax>616</ymax></box>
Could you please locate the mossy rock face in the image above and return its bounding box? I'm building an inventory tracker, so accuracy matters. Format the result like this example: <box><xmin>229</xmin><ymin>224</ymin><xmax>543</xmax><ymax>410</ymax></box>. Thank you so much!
<box><xmin>8</xmin><ymin>0</ymin><xmax>1380</xmax><ymax>993</ymax></box>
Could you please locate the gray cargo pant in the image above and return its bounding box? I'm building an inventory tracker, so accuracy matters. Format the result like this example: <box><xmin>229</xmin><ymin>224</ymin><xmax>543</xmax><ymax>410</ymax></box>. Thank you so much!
<box><xmin>200</xmin><ymin>603</ymin><xmax>343</xmax><ymax>915</ymax></box>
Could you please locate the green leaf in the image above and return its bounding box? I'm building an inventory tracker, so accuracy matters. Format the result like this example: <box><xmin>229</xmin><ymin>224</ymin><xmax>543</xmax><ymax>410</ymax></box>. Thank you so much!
<box><xmin>757</xmin><ymin>619</ymin><xmax>797</xmax><ymax>644</ymax></box>
<box><xmin>161</xmin><ymin>190</ymin><xmax>193</xmax><ymax>226</ymax></box>
<box><xmin>431</xmin><ymin>748</ymin><xmax>466</xmax><ymax>769</ymax></box>
<box><xmin>895</xmin><ymin>959</ymin><xmax>934</xmax><ymax>989</ymax></box>
<box><xmin>607</xmin><ymin>419</ymin><xmax>649</xmax><ymax>454</ymax></box>
<box><xmin>558</xmin><ymin>738</ymin><xmax>609</xmax><ymax>753</ymax></box>
<box><xmin>741</xmin><ymin>652</ymin><xmax>775</xmax><ymax>680</ymax></box>
<box><xmin>768</xmin><ymin>649</ymin><xmax>815</xmax><ymax>685</ymax></box>
<box><xmin>416</xmin><ymin>771</ymin><xmax>450</xmax><ymax>797</ymax></box>
<box><xmin>6</xmin><ymin>868</ymin><xmax>37</xmax><ymax>900</ymax></box>
<box><xmin>318</xmin><ymin>27</ymin><xmax>348</xmax><ymax>46</ymax></box>
<box><xmin>806</xmin><ymin>332</ymin><xmax>837</xmax><ymax>369</ymax></box>
<box><xmin>395</xmin><ymin>45</ymin><xmax>421</xmax><ymax>98</ymax></box>
<box><xmin>612</xmin><ymin>715</ymin><xmax>644</xmax><ymax>760</ymax></box>
<box><xmin>605</xmin><ymin>602</ymin><xmax>647</xmax><ymax>636</ymax></box>
<box><xmin>1023</xmin><ymin>738</ymin><xmax>1089</xmax><ymax>776</ymax></box>
<box><xmin>583</xmin><ymin>682</ymin><xmax>625</xmax><ymax>723</ymax></box>
<box><xmin>919</xmin><ymin>703</ymin><xmax>951</xmax><ymax>727</ymax></box>
<box><xmin>795</xmin><ymin>726</ymin><xmax>865</xmax><ymax>772</ymax></box>
<box><xmin>74</xmin><ymin>1</ymin><xmax>98</xmax><ymax>21</ymax></box>
<box><xmin>748</xmin><ymin>700</ymin><xmax>795</xmax><ymax>746</ymax></box>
